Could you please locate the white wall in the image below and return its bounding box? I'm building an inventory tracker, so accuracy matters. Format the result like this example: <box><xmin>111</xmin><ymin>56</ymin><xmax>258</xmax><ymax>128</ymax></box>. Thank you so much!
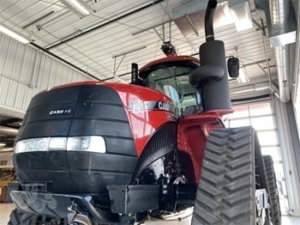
<box><xmin>0</xmin><ymin>152</ymin><xmax>13</xmax><ymax>169</ymax></box>
<box><xmin>0</xmin><ymin>34</ymin><xmax>93</xmax><ymax>118</ymax></box>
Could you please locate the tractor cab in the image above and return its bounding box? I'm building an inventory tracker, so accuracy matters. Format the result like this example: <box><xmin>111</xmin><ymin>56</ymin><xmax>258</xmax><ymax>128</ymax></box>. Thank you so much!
<box><xmin>133</xmin><ymin>44</ymin><xmax>201</xmax><ymax>116</ymax></box>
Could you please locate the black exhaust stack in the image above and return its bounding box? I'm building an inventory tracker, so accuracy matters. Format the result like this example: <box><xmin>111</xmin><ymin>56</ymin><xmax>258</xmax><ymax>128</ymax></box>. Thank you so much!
<box><xmin>190</xmin><ymin>0</ymin><xmax>231</xmax><ymax>111</ymax></box>
<box><xmin>131</xmin><ymin>63</ymin><xmax>143</xmax><ymax>86</ymax></box>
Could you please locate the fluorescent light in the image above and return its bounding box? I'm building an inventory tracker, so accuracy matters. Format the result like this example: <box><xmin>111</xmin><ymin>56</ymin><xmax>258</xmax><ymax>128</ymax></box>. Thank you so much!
<box><xmin>173</xmin><ymin>0</ymin><xmax>253</xmax><ymax>36</ymax></box>
<box><xmin>68</xmin><ymin>0</ymin><xmax>89</xmax><ymax>15</ymax></box>
<box><xmin>60</xmin><ymin>0</ymin><xmax>94</xmax><ymax>17</ymax></box>
<box><xmin>238</xmin><ymin>67</ymin><xmax>250</xmax><ymax>83</ymax></box>
<box><xmin>229</xmin><ymin>0</ymin><xmax>253</xmax><ymax>32</ymax></box>
<box><xmin>0</xmin><ymin>24</ymin><xmax>30</xmax><ymax>44</ymax></box>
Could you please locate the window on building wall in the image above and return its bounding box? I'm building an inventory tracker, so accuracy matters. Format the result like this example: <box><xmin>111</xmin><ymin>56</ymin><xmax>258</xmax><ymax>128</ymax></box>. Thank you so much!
<box><xmin>225</xmin><ymin>101</ymin><xmax>289</xmax><ymax>214</ymax></box>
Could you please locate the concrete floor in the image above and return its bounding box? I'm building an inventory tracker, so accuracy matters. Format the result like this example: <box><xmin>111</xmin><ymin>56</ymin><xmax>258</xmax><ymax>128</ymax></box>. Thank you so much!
<box><xmin>0</xmin><ymin>204</ymin><xmax>191</xmax><ymax>225</ymax></box>
<box><xmin>1</xmin><ymin>203</ymin><xmax>300</xmax><ymax>225</ymax></box>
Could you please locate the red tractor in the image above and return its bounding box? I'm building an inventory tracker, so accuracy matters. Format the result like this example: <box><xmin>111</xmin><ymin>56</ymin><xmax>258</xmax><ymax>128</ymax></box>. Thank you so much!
<box><xmin>8</xmin><ymin>1</ymin><xmax>280</xmax><ymax>224</ymax></box>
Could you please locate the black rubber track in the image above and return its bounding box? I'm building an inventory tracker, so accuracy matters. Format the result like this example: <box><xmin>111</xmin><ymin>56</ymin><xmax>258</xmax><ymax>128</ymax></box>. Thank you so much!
<box><xmin>191</xmin><ymin>127</ymin><xmax>256</xmax><ymax>225</ymax></box>
<box><xmin>8</xmin><ymin>208</ymin><xmax>39</xmax><ymax>225</ymax></box>
<box><xmin>8</xmin><ymin>208</ymin><xmax>68</xmax><ymax>225</ymax></box>
<box><xmin>263</xmin><ymin>155</ymin><xmax>281</xmax><ymax>225</ymax></box>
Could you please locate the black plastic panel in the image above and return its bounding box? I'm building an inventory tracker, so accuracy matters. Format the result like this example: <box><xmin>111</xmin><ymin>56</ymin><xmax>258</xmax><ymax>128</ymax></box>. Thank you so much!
<box><xmin>74</xmin><ymin>103</ymin><xmax>127</xmax><ymax>121</ymax></box>
<box><xmin>26</xmin><ymin>85</ymin><xmax>82</xmax><ymax>111</ymax></box>
<box><xmin>70</xmin><ymin>171</ymin><xmax>132</xmax><ymax>194</ymax></box>
<box><xmin>105</xmin><ymin>137</ymin><xmax>136</xmax><ymax>156</ymax></box>
<box><xmin>17</xmin><ymin>85</ymin><xmax>81</xmax><ymax>141</ymax></box>
<box><xmin>108</xmin><ymin>185</ymin><xmax>159</xmax><ymax>214</ymax></box>
<box><xmin>17</xmin><ymin>120</ymin><xmax>72</xmax><ymax>139</ymax></box>
<box><xmin>16</xmin><ymin>171</ymin><xmax>75</xmax><ymax>193</ymax></box>
<box><xmin>78</xmin><ymin>85</ymin><xmax>123</xmax><ymax>104</ymax></box>
<box><xmin>67</xmin><ymin>152</ymin><xmax>137</xmax><ymax>174</ymax></box>
<box><xmin>13</xmin><ymin>151</ymin><xmax>74</xmax><ymax>193</ymax></box>
<box><xmin>69</xmin><ymin>119</ymin><xmax>132</xmax><ymax>138</ymax></box>
<box><xmin>14</xmin><ymin>151</ymin><xmax>137</xmax><ymax>195</ymax></box>
<box><xmin>25</xmin><ymin>103</ymin><xmax>75</xmax><ymax>124</ymax></box>
<box><xmin>14</xmin><ymin>151</ymin><xmax>68</xmax><ymax>171</ymax></box>
<box><xmin>68</xmin><ymin>152</ymin><xmax>137</xmax><ymax>193</ymax></box>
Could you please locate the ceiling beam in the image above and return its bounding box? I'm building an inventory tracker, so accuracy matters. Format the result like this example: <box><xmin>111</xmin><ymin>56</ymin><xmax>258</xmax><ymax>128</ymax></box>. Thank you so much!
<box><xmin>46</xmin><ymin>0</ymin><xmax>165</xmax><ymax>50</ymax></box>
<box><xmin>31</xmin><ymin>42</ymin><xmax>102</xmax><ymax>81</ymax></box>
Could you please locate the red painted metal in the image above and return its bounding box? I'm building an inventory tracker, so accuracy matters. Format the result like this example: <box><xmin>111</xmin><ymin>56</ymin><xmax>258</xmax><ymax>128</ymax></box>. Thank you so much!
<box><xmin>103</xmin><ymin>83</ymin><xmax>175</xmax><ymax>156</ymax></box>
<box><xmin>139</xmin><ymin>55</ymin><xmax>200</xmax><ymax>72</ymax></box>
<box><xmin>177</xmin><ymin>112</ymin><xmax>226</xmax><ymax>182</ymax></box>
<box><xmin>42</xmin><ymin>80</ymin><xmax>102</xmax><ymax>92</ymax></box>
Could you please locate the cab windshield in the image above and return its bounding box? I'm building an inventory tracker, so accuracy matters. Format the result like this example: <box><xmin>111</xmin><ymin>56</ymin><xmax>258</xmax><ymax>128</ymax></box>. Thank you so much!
<box><xmin>145</xmin><ymin>66</ymin><xmax>199</xmax><ymax>116</ymax></box>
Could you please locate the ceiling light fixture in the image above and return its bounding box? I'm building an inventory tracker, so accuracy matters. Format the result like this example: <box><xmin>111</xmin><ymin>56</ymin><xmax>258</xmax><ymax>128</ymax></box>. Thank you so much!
<box><xmin>0</xmin><ymin>143</ymin><xmax>6</xmax><ymax>147</ymax></box>
<box><xmin>60</xmin><ymin>0</ymin><xmax>95</xmax><ymax>17</ymax></box>
<box><xmin>229</xmin><ymin>0</ymin><xmax>253</xmax><ymax>32</ymax></box>
<box><xmin>173</xmin><ymin>0</ymin><xmax>253</xmax><ymax>36</ymax></box>
<box><xmin>238</xmin><ymin>67</ymin><xmax>250</xmax><ymax>83</ymax></box>
<box><xmin>0</xmin><ymin>23</ymin><xmax>30</xmax><ymax>44</ymax></box>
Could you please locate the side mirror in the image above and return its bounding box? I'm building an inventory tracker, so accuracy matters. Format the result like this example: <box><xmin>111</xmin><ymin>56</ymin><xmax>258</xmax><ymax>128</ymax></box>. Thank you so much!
<box><xmin>227</xmin><ymin>57</ymin><xmax>240</xmax><ymax>78</ymax></box>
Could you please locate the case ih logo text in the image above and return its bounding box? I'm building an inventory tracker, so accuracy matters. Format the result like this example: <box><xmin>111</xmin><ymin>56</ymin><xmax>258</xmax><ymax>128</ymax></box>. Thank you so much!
<box><xmin>158</xmin><ymin>101</ymin><xmax>172</xmax><ymax>111</ymax></box>
<box><xmin>128</xmin><ymin>101</ymin><xmax>173</xmax><ymax>113</ymax></box>
<box><xmin>49</xmin><ymin>109</ymin><xmax>72</xmax><ymax>115</ymax></box>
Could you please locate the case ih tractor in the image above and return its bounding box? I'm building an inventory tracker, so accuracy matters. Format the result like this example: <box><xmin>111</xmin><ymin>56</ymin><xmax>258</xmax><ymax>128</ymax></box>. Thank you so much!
<box><xmin>8</xmin><ymin>1</ymin><xmax>280</xmax><ymax>224</ymax></box>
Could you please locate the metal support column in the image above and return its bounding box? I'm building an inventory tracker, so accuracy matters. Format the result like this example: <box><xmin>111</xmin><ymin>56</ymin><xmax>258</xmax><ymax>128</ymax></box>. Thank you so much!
<box><xmin>274</xmin><ymin>97</ymin><xmax>300</xmax><ymax>216</ymax></box>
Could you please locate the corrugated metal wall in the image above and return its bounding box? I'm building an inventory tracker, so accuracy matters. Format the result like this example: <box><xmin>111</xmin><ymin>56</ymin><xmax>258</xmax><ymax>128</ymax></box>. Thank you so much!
<box><xmin>0</xmin><ymin>34</ymin><xmax>92</xmax><ymax>117</ymax></box>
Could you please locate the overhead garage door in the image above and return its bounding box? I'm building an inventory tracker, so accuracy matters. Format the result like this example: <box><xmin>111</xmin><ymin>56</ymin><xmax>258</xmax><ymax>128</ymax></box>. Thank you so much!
<box><xmin>225</xmin><ymin>101</ymin><xmax>289</xmax><ymax>215</ymax></box>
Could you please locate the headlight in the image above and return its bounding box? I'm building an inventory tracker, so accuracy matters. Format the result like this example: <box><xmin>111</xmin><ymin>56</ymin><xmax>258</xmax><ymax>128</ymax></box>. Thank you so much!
<box><xmin>49</xmin><ymin>137</ymin><xmax>67</xmax><ymax>150</ymax></box>
<box><xmin>67</xmin><ymin>136</ymin><xmax>106</xmax><ymax>153</ymax></box>
<box><xmin>15</xmin><ymin>138</ymin><xmax>49</xmax><ymax>154</ymax></box>
<box><xmin>15</xmin><ymin>136</ymin><xmax>106</xmax><ymax>154</ymax></box>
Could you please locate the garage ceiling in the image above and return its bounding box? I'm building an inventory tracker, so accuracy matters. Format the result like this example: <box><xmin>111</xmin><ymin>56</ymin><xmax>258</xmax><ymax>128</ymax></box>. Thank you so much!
<box><xmin>0</xmin><ymin>0</ymin><xmax>277</xmax><ymax>82</ymax></box>
<box><xmin>0</xmin><ymin>0</ymin><xmax>296</xmax><ymax>151</ymax></box>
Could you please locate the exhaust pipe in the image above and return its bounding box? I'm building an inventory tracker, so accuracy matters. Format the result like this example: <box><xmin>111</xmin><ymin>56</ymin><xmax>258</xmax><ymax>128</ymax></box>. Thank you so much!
<box><xmin>190</xmin><ymin>0</ymin><xmax>231</xmax><ymax>112</ymax></box>
<box><xmin>204</xmin><ymin>0</ymin><xmax>217</xmax><ymax>42</ymax></box>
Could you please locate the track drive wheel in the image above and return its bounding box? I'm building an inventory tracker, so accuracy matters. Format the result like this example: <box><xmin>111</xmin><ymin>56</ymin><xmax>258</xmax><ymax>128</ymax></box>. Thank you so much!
<box><xmin>8</xmin><ymin>208</ymin><xmax>39</xmax><ymax>225</ymax></box>
<box><xmin>8</xmin><ymin>208</ymin><xmax>66</xmax><ymax>225</ymax></box>
<box><xmin>263</xmin><ymin>155</ymin><xmax>281</xmax><ymax>225</ymax></box>
<box><xmin>191</xmin><ymin>127</ymin><xmax>266</xmax><ymax>225</ymax></box>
